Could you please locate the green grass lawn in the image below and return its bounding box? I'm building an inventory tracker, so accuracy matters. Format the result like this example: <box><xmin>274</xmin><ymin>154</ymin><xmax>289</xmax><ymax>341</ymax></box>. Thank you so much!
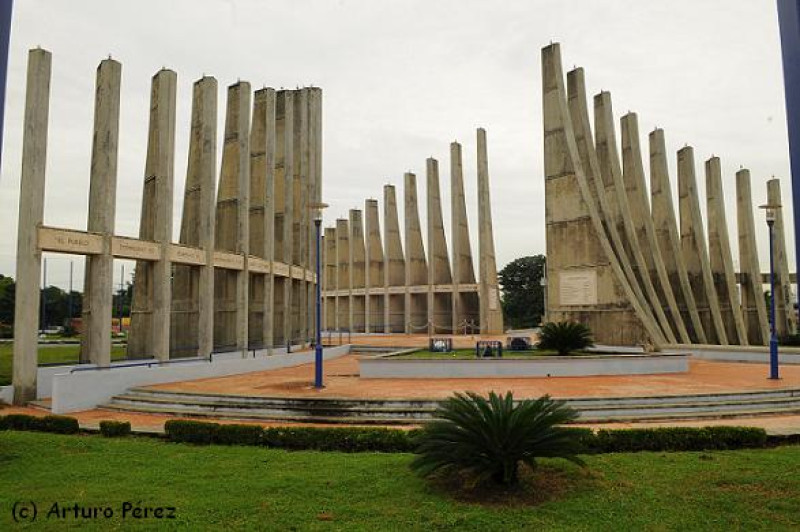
<box><xmin>397</xmin><ymin>348</ymin><xmax>560</xmax><ymax>359</ymax></box>
<box><xmin>0</xmin><ymin>343</ymin><xmax>127</xmax><ymax>386</ymax></box>
<box><xmin>1</xmin><ymin>431</ymin><xmax>798</xmax><ymax>530</ymax></box>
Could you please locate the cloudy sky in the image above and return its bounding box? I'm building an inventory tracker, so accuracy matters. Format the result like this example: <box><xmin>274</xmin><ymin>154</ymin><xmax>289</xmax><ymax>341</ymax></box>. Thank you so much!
<box><xmin>0</xmin><ymin>0</ymin><xmax>793</xmax><ymax>290</ymax></box>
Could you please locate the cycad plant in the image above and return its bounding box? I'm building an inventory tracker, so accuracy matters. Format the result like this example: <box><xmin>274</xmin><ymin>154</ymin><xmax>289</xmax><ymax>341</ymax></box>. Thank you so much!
<box><xmin>410</xmin><ymin>391</ymin><xmax>585</xmax><ymax>486</ymax></box>
<box><xmin>537</xmin><ymin>321</ymin><xmax>594</xmax><ymax>355</ymax></box>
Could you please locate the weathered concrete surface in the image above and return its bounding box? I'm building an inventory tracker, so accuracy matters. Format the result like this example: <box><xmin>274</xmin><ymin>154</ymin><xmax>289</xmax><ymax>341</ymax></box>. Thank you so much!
<box><xmin>542</xmin><ymin>44</ymin><xmax>658</xmax><ymax>346</ymax></box>
<box><xmin>404</xmin><ymin>172</ymin><xmax>428</xmax><ymax>332</ymax></box>
<box><xmin>82</xmin><ymin>58</ymin><xmax>121</xmax><ymax>366</ymax></box>
<box><xmin>365</xmin><ymin>198</ymin><xmax>385</xmax><ymax>333</ymax></box>
<box><xmin>171</xmin><ymin>76</ymin><xmax>217</xmax><ymax>358</ymax></box>
<box><xmin>335</xmin><ymin>218</ymin><xmax>350</xmax><ymax>331</ymax></box>
<box><xmin>767</xmin><ymin>178</ymin><xmax>797</xmax><ymax>337</ymax></box>
<box><xmin>705</xmin><ymin>157</ymin><xmax>748</xmax><ymax>344</ymax></box>
<box><xmin>291</xmin><ymin>89</ymin><xmax>308</xmax><ymax>344</ymax></box>
<box><xmin>621</xmin><ymin>113</ymin><xmax>688</xmax><ymax>344</ymax></box>
<box><xmin>323</xmin><ymin>226</ymin><xmax>337</xmax><ymax>330</ymax></box>
<box><xmin>129</xmin><ymin>69</ymin><xmax>177</xmax><ymax>361</ymax></box>
<box><xmin>349</xmin><ymin>209</ymin><xmax>366</xmax><ymax>333</ymax></box>
<box><xmin>383</xmin><ymin>184</ymin><xmax>406</xmax><ymax>333</ymax></box>
<box><xmin>595</xmin><ymin>93</ymin><xmax>670</xmax><ymax>344</ymax></box>
<box><xmin>649</xmin><ymin>129</ymin><xmax>707</xmax><ymax>344</ymax></box>
<box><xmin>426</xmin><ymin>158</ymin><xmax>453</xmax><ymax>334</ymax></box>
<box><xmin>12</xmin><ymin>48</ymin><xmax>51</xmax><ymax>404</ymax></box>
<box><xmin>450</xmin><ymin>141</ymin><xmax>479</xmax><ymax>332</ymax></box>
<box><xmin>274</xmin><ymin>90</ymin><xmax>294</xmax><ymax>345</ymax></box>
<box><xmin>677</xmin><ymin>146</ymin><xmax>728</xmax><ymax>345</ymax></box>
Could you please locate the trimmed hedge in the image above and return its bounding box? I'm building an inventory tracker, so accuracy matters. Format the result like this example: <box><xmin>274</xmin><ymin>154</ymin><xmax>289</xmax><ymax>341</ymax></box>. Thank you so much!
<box><xmin>263</xmin><ymin>426</ymin><xmax>420</xmax><ymax>453</ymax></box>
<box><xmin>589</xmin><ymin>426</ymin><xmax>768</xmax><ymax>453</ymax></box>
<box><xmin>0</xmin><ymin>414</ymin><xmax>80</xmax><ymax>434</ymax></box>
<box><xmin>99</xmin><ymin>420</ymin><xmax>132</xmax><ymax>438</ymax></box>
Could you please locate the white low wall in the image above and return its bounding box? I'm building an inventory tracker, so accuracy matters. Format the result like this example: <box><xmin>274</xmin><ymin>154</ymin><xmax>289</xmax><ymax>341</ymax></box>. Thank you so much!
<box><xmin>359</xmin><ymin>353</ymin><xmax>690</xmax><ymax>379</ymax></box>
<box><xmin>50</xmin><ymin>345</ymin><xmax>351</xmax><ymax>414</ymax></box>
<box><xmin>0</xmin><ymin>385</ymin><xmax>13</xmax><ymax>404</ymax></box>
<box><xmin>663</xmin><ymin>344</ymin><xmax>800</xmax><ymax>365</ymax></box>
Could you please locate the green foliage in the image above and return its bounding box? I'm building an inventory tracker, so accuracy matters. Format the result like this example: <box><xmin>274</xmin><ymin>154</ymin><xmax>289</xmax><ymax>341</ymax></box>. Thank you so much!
<box><xmin>589</xmin><ymin>426</ymin><xmax>767</xmax><ymax>453</ymax></box>
<box><xmin>263</xmin><ymin>426</ymin><xmax>419</xmax><ymax>453</ymax></box>
<box><xmin>498</xmin><ymin>255</ymin><xmax>546</xmax><ymax>329</ymax></box>
<box><xmin>537</xmin><ymin>321</ymin><xmax>594</xmax><ymax>355</ymax></box>
<box><xmin>215</xmin><ymin>424</ymin><xmax>264</xmax><ymax>446</ymax></box>
<box><xmin>780</xmin><ymin>333</ymin><xmax>800</xmax><ymax>346</ymax></box>
<box><xmin>164</xmin><ymin>420</ymin><xmax>219</xmax><ymax>444</ymax></box>
<box><xmin>99</xmin><ymin>420</ymin><xmax>131</xmax><ymax>437</ymax></box>
<box><xmin>0</xmin><ymin>414</ymin><xmax>79</xmax><ymax>434</ymax></box>
<box><xmin>411</xmin><ymin>392</ymin><xmax>585</xmax><ymax>485</ymax></box>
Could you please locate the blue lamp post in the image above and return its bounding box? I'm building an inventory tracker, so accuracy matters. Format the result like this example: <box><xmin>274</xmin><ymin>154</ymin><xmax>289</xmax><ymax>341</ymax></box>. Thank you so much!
<box><xmin>760</xmin><ymin>203</ymin><xmax>781</xmax><ymax>380</ymax></box>
<box><xmin>310</xmin><ymin>202</ymin><xmax>328</xmax><ymax>388</ymax></box>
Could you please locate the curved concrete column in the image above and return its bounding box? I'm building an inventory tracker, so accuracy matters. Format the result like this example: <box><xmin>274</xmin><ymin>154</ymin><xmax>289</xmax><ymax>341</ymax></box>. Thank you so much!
<box><xmin>365</xmin><ymin>198</ymin><xmax>384</xmax><ymax>333</ymax></box>
<box><xmin>335</xmin><ymin>218</ymin><xmax>350</xmax><ymax>331</ymax></box>
<box><xmin>767</xmin><ymin>178</ymin><xmax>797</xmax><ymax>336</ymax></box>
<box><xmin>476</xmin><ymin>129</ymin><xmax>504</xmax><ymax>335</ymax></box>
<box><xmin>349</xmin><ymin>209</ymin><xmax>366</xmax><ymax>333</ymax></box>
<box><xmin>383</xmin><ymin>184</ymin><xmax>405</xmax><ymax>333</ymax></box>
<box><xmin>404</xmin><ymin>172</ymin><xmax>428</xmax><ymax>332</ymax></box>
<box><xmin>426</xmin><ymin>158</ymin><xmax>453</xmax><ymax>334</ymax></box>
<box><xmin>649</xmin><ymin>129</ymin><xmax>706</xmax><ymax>343</ymax></box>
<box><xmin>705</xmin><ymin>157</ymin><xmax>748</xmax><ymax>344</ymax></box>
<box><xmin>323</xmin><ymin>226</ymin><xmax>337</xmax><ymax>331</ymax></box>
<box><xmin>677</xmin><ymin>146</ymin><xmax>728</xmax><ymax>345</ymax></box>
<box><xmin>450</xmin><ymin>141</ymin><xmax>478</xmax><ymax>332</ymax></box>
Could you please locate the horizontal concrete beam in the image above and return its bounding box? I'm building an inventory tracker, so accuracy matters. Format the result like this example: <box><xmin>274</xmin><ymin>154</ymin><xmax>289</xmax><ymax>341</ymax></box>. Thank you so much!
<box><xmin>322</xmin><ymin>283</ymin><xmax>479</xmax><ymax>298</ymax></box>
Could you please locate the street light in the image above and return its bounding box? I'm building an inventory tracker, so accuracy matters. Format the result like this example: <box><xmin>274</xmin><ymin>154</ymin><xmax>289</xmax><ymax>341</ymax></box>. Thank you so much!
<box><xmin>310</xmin><ymin>201</ymin><xmax>328</xmax><ymax>388</ymax></box>
<box><xmin>760</xmin><ymin>202</ymin><xmax>781</xmax><ymax>380</ymax></box>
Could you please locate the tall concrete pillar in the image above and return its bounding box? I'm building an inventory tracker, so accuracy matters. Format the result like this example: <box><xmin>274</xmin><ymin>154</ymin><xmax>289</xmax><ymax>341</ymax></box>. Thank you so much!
<box><xmin>476</xmin><ymin>128</ymin><xmax>505</xmax><ymax>335</ymax></box>
<box><xmin>404</xmin><ymin>172</ymin><xmax>428</xmax><ymax>332</ymax></box>
<box><xmin>706</xmin><ymin>157</ymin><xmax>748</xmax><ymax>344</ymax></box>
<box><xmin>736</xmin><ymin>169</ymin><xmax>770</xmax><ymax>344</ymax></box>
<box><xmin>677</xmin><ymin>146</ymin><xmax>728</xmax><ymax>345</ymax></box>
<box><xmin>323</xmin><ymin>226</ymin><xmax>337</xmax><ymax>331</ymax></box>
<box><xmin>349</xmin><ymin>209</ymin><xmax>366</xmax><ymax>333</ymax></box>
<box><xmin>365</xmin><ymin>198</ymin><xmax>385</xmax><ymax>333</ymax></box>
<box><xmin>767</xmin><ymin>178</ymin><xmax>797</xmax><ymax>336</ymax></box>
<box><xmin>384</xmin><ymin>184</ymin><xmax>406</xmax><ymax>333</ymax></box>
<box><xmin>214</xmin><ymin>81</ymin><xmax>250</xmax><ymax>355</ymax></box>
<box><xmin>307</xmin><ymin>88</ymin><xmax>323</xmax><ymax>341</ymax></box>
<box><xmin>292</xmin><ymin>89</ymin><xmax>309</xmax><ymax>344</ymax></box>
<box><xmin>128</xmin><ymin>69</ymin><xmax>177</xmax><ymax>361</ymax></box>
<box><xmin>426</xmin><ymin>158</ymin><xmax>453</xmax><ymax>334</ymax></box>
<box><xmin>273</xmin><ymin>90</ymin><xmax>294</xmax><ymax>346</ymax></box>
<box><xmin>81</xmin><ymin>58</ymin><xmax>121</xmax><ymax>366</ymax></box>
<box><xmin>335</xmin><ymin>218</ymin><xmax>351</xmax><ymax>331</ymax></box>
<box><xmin>450</xmin><ymin>141</ymin><xmax>478</xmax><ymax>332</ymax></box>
<box><xmin>542</xmin><ymin>44</ymin><xmax>658</xmax><ymax>346</ymax></box>
<box><xmin>249</xmin><ymin>88</ymin><xmax>276</xmax><ymax>351</ymax></box>
<box><xmin>649</xmin><ymin>129</ymin><xmax>706</xmax><ymax>344</ymax></box>
<box><xmin>172</xmin><ymin>76</ymin><xmax>217</xmax><ymax>358</ymax></box>
<box><xmin>595</xmin><ymin>93</ymin><xmax>670</xmax><ymax>344</ymax></box>
<box><xmin>12</xmin><ymin>48</ymin><xmax>51</xmax><ymax>404</ymax></box>
<box><xmin>620</xmin><ymin>113</ymin><xmax>686</xmax><ymax>344</ymax></box>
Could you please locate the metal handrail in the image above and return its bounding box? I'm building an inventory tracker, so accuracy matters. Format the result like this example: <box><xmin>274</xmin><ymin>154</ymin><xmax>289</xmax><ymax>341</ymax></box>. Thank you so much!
<box><xmin>69</xmin><ymin>355</ymin><xmax>212</xmax><ymax>373</ymax></box>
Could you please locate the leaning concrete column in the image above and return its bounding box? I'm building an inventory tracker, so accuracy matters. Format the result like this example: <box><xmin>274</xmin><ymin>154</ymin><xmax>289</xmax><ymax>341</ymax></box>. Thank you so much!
<box><xmin>12</xmin><ymin>48</ymin><xmax>51</xmax><ymax>404</ymax></box>
<box><xmin>323</xmin><ymin>226</ymin><xmax>337</xmax><ymax>331</ymax></box>
<box><xmin>404</xmin><ymin>172</ymin><xmax>428</xmax><ymax>333</ymax></box>
<box><xmin>349</xmin><ymin>209</ymin><xmax>366</xmax><ymax>333</ymax></box>
<box><xmin>81</xmin><ymin>58</ymin><xmax>121</xmax><ymax>366</ymax></box>
<box><xmin>384</xmin><ymin>184</ymin><xmax>406</xmax><ymax>333</ymax></box>
<box><xmin>767</xmin><ymin>178</ymin><xmax>797</xmax><ymax>336</ymax></box>
<box><xmin>620</xmin><ymin>113</ymin><xmax>686</xmax><ymax>344</ymax></box>
<box><xmin>278</xmin><ymin>90</ymin><xmax>294</xmax><ymax>346</ymax></box>
<box><xmin>292</xmin><ymin>89</ymin><xmax>309</xmax><ymax>344</ymax></box>
<box><xmin>450</xmin><ymin>141</ymin><xmax>477</xmax><ymax>332</ymax></box>
<box><xmin>476</xmin><ymin>128</ymin><xmax>505</xmax><ymax>335</ymax></box>
<box><xmin>736</xmin><ymin>169</ymin><xmax>770</xmax><ymax>344</ymax></box>
<box><xmin>365</xmin><ymin>198</ymin><xmax>385</xmax><ymax>333</ymax></box>
<box><xmin>335</xmin><ymin>218</ymin><xmax>350</xmax><ymax>332</ymax></box>
<box><xmin>426</xmin><ymin>158</ymin><xmax>453</xmax><ymax>334</ymax></box>
<box><xmin>706</xmin><ymin>157</ymin><xmax>748</xmax><ymax>344</ymax></box>
<box><xmin>678</xmin><ymin>146</ymin><xmax>728</xmax><ymax>345</ymax></box>
<box><xmin>649</xmin><ymin>129</ymin><xmax>706</xmax><ymax>344</ymax></box>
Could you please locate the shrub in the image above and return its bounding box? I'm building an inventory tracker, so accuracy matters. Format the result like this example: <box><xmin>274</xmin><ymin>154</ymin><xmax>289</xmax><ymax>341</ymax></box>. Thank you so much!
<box><xmin>99</xmin><ymin>420</ymin><xmax>131</xmax><ymax>438</ymax></box>
<box><xmin>780</xmin><ymin>333</ymin><xmax>800</xmax><ymax>346</ymax></box>
<box><xmin>0</xmin><ymin>414</ymin><xmax>79</xmax><ymax>434</ymax></box>
<box><xmin>215</xmin><ymin>424</ymin><xmax>263</xmax><ymax>446</ymax></box>
<box><xmin>263</xmin><ymin>426</ymin><xmax>417</xmax><ymax>453</ymax></box>
<box><xmin>537</xmin><ymin>321</ymin><xmax>594</xmax><ymax>355</ymax></box>
<box><xmin>410</xmin><ymin>392</ymin><xmax>585</xmax><ymax>486</ymax></box>
<box><xmin>589</xmin><ymin>426</ymin><xmax>767</xmax><ymax>453</ymax></box>
<box><xmin>164</xmin><ymin>420</ymin><xmax>219</xmax><ymax>444</ymax></box>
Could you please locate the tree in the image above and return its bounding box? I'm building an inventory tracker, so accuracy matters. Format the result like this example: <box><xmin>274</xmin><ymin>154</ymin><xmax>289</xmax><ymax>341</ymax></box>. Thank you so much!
<box><xmin>498</xmin><ymin>255</ymin><xmax>545</xmax><ymax>329</ymax></box>
<box><xmin>0</xmin><ymin>274</ymin><xmax>15</xmax><ymax>325</ymax></box>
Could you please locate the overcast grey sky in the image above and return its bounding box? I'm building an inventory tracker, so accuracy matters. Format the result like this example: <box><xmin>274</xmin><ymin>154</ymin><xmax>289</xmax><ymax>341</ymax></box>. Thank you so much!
<box><xmin>0</xmin><ymin>0</ymin><xmax>793</xmax><ymax>290</ymax></box>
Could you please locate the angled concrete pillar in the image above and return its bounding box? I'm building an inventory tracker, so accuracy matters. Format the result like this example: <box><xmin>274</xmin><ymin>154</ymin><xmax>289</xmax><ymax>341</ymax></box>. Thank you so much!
<box><xmin>404</xmin><ymin>172</ymin><xmax>428</xmax><ymax>332</ymax></box>
<box><xmin>620</xmin><ymin>113</ymin><xmax>687</xmax><ymax>343</ymax></box>
<box><xmin>323</xmin><ymin>226</ymin><xmax>337</xmax><ymax>331</ymax></box>
<box><xmin>736</xmin><ymin>169</ymin><xmax>770</xmax><ymax>344</ymax></box>
<box><xmin>129</xmin><ymin>69</ymin><xmax>177</xmax><ymax>361</ymax></box>
<box><xmin>595</xmin><ymin>93</ymin><xmax>670</xmax><ymax>344</ymax></box>
<box><xmin>384</xmin><ymin>184</ymin><xmax>406</xmax><ymax>333</ymax></box>
<box><xmin>365</xmin><ymin>198</ymin><xmax>385</xmax><ymax>333</ymax></box>
<box><xmin>292</xmin><ymin>89</ymin><xmax>309</xmax><ymax>344</ymax></box>
<box><xmin>426</xmin><ymin>158</ymin><xmax>453</xmax><ymax>334</ymax></box>
<box><xmin>476</xmin><ymin>128</ymin><xmax>505</xmax><ymax>335</ymax></box>
<box><xmin>349</xmin><ymin>209</ymin><xmax>366</xmax><ymax>333</ymax></box>
<box><xmin>649</xmin><ymin>129</ymin><xmax>706</xmax><ymax>344</ymax></box>
<box><xmin>706</xmin><ymin>157</ymin><xmax>748</xmax><ymax>344</ymax></box>
<box><xmin>273</xmin><ymin>90</ymin><xmax>294</xmax><ymax>346</ymax></box>
<box><xmin>306</xmin><ymin>88</ymin><xmax>323</xmax><ymax>343</ymax></box>
<box><xmin>172</xmin><ymin>76</ymin><xmax>217</xmax><ymax>358</ymax></box>
<box><xmin>450</xmin><ymin>141</ymin><xmax>478</xmax><ymax>332</ymax></box>
<box><xmin>677</xmin><ymin>146</ymin><xmax>728</xmax><ymax>344</ymax></box>
<box><xmin>81</xmin><ymin>58</ymin><xmax>121</xmax><ymax>366</ymax></box>
<box><xmin>214</xmin><ymin>81</ymin><xmax>250</xmax><ymax>355</ymax></box>
<box><xmin>249</xmin><ymin>88</ymin><xmax>276</xmax><ymax>352</ymax></box>
<box><xmin>335</xmin><ymin>218</ymin><xmax>351</xmax><ymax>331</ymax></box>
<box><xmin>12</xmin><ymin>48</ymin><xmax>51</xmax><ymax>404</ymax></box>
<box><xmin>767</xmin><ymin>178</ymin><xmax>797</xmax><ymax>336</ymax></box>
<box><xmin>542</xmin><ymin>44</ymin><xmax>658</xmax><ymax>346</ymax></box>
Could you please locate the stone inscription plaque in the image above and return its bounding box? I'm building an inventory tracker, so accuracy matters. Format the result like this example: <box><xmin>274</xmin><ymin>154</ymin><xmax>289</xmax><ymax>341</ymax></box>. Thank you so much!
<box><xmin>559</xmin><ymin>269</ymin><xmax>597</xmax><ymax>306</ymax></box>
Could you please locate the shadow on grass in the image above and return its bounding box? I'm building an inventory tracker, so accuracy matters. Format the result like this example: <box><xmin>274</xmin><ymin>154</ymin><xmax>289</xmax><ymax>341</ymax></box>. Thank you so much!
<box><xmin>424</xmin><ymin>462</ymin><xmax>603</xmax><ymax>507</ymax></box>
